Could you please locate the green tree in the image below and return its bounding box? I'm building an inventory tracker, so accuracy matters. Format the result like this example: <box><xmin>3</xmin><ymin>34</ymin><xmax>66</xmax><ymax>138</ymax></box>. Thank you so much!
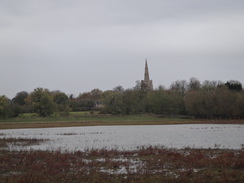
<box><xmin>0</xmin><ymin>95</ymin><xmax>12</xmax><ymax>118</ymax></box>
<box><xmin>102</xmin><ymin>90</ymin><xmax>124</xmax><ymax>114</ymax></box>
<box><xmin>122</xmin><ymin>90</ymin><xmax>146</xmax><ymax>114</ymax></box>
<box><xmin>225</xmin><ymin>80</ymin><xmax>242</xmax><ymax>91</ymax></box>
<box><xmin>238</xmin><ymin>91</ymin><xmax>244</xmax><ymax>118</ymax></box>
<box><xmin>74</xmin><ymin>89</ymin><xmax>102</xmax><ymax>111</ymax></box>
<box><xmin>185</xmin><ymin>90</ymin><xmax>204</xmax><ymax>118</ymax></box>
<box><xmin>214</xmin><ymin>87</ymin><xmax>240</xmax><ymax>118</ymax></box>
<box><xmin>26</xmin><ymin>88</ymin><xmax>56</xmax><ymax>117</ymax></box>
<box><xmin>169</xmin><ymin>91</ymin><xmax>186</xmax><ymax>115</ymax></box>
<box><xmin>11</xmin><ymin>91</ymin><xmax>29</xmax><ymax>115</ymax></box>
<box><xmin>12</xmin><ymin>91</ymin><xmax>28</xmax><ymax>106</ymax></box>
<box><xmin>53</xmin><ymin>91</ymin><xmax>71</xmax><ymax>113</ymax></box>
<box><xmin>185</xmin><ymin>85</ymin><xmax>242</xmax><ymax>119</ymax></box>
<box><xmin>147</xmin><ymin>90</ymin><xmax>171</xmax><ymax>115</ymax></box>
<box><xmin>90</xmin><ymin>88</ymin><xmax>103</xmax><ymax>100</ymax></box>
<box><xmin>113</xmin><ymin>86</ymin><xmax>124</xmax><ymax>93</ymax></box>
<box><xmin>147</xmin><ymin>89</ymin><xmax>185</xmax><ymax>116</ymax></box>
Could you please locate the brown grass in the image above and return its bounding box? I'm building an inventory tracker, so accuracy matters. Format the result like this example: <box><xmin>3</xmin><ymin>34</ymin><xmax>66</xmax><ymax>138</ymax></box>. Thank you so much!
<box><xmin>0</xmin><ymin>140</ymin><xmax>244</xmax><ymax>183</ymax></box>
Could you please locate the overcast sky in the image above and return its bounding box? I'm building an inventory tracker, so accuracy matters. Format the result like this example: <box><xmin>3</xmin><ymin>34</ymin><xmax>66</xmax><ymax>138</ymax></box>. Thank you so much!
<box><xmin>1</xmin><ymin>0</ymin><xmax>244</xmax><ymax>98</ymax></box>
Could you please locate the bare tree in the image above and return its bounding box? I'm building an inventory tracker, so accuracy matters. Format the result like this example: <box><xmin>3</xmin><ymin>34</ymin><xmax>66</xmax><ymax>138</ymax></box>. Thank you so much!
<box><xmin>188</xmin><ymin>77</ymin><xmax>201</xmax><ymax>91</ymax></box>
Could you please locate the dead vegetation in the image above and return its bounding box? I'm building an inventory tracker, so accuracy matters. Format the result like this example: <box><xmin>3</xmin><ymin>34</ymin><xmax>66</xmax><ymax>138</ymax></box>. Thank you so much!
<box><xmin>0</xmin><ymin>140</ymin><xmax>244</xmax><ymax>183</ymax></box>
<box><xmin>0</xmin><ymin>138</ymin><xmax>48</xmax><ymax>149</ymax></box>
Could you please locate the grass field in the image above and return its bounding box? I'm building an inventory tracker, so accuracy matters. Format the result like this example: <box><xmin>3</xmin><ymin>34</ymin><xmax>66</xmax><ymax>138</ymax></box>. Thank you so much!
<box><xmin>0</xmin><ymin>112</ymin><xmax>244</xmax><ymax>129</ymax></box>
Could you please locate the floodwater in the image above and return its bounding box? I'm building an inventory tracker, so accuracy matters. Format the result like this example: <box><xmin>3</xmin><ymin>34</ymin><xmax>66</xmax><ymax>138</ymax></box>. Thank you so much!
<box><xmin>0</xmin><ymin>124</ymin><xmax>244</xmax><ymax>151</ymax></box>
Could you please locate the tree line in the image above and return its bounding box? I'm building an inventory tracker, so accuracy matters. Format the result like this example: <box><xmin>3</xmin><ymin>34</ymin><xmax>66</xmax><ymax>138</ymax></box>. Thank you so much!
<box><xmin>0</xmin><ymin>78</ymin><xmax>243</xmax><ymax>119</ymax></box>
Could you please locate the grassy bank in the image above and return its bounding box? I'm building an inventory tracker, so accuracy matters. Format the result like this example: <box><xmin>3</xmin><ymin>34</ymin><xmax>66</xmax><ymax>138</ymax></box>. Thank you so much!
<box><xmin>1</xmin><ymin>112</ymin><xmax>244</xmax><ymax>129</ymax></box>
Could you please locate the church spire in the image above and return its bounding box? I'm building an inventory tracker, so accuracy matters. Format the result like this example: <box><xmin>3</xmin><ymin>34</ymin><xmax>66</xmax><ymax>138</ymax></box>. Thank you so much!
<box><xmin>144</xmin><ymin>59</ymin><xmax>150</xmax><ymax>81</ymax></box>
<box><xmin>141</xmin><ymin>59</ymin><xmax>153</xmax><ymax>91</ymax></box>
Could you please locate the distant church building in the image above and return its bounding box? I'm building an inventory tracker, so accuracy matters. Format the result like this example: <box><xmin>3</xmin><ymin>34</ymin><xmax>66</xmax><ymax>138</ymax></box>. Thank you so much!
<box><xmin>141</xmin><ymin>59</ymin><xmax>153</xmax><ymax>91</ymax></box>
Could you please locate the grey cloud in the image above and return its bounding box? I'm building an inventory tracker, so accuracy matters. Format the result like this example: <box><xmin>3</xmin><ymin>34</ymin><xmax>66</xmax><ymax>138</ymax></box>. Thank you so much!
<box><xmin>1</xmin><ymin>0</ymin><xmax>244</xmax><ymax>28</ymax></box>
<box><xmin>0</xmin><ymin>0</ymin><xmax>244</xmax><ymax>98</ymax></box>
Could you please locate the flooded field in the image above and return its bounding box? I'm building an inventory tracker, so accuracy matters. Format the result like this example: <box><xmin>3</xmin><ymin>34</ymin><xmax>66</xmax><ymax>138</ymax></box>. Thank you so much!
<box><xmin>1</xmin><ymin>124</ymin><xmax>243</xmax><ymax>151</ymax></box>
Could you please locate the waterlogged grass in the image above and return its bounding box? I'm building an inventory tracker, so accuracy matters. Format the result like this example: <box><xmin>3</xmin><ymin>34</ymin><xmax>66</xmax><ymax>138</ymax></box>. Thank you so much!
<box><xmin>1</xmin><ymin>112</ymin><xmax>244</xmax><ymax>129</ymax></box>
<box><xmin>0</xmin><ymin>113</ymin><xmax>198</xmax><ymax>129</ymax></box>
<box><xmin>0</xmin><ymin>137</ymin><xmax>48</xmax><ymax>149</ymax></box>
<box><xmin>0</xmin><ymin>145</ymin><xmax>244</xmax><ymax>183</ymax></box>
<box><xmin>1</xmin><ymin>113</ymin><xmax>180</xmax><ymax>123</ymax></box>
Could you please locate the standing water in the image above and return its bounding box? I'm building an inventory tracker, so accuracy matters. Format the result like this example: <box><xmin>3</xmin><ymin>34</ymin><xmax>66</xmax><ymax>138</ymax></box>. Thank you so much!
<box><xmin>0</xmin><ymin>124</ymin><xmax>243</xmax><ymax>151</ymax></box>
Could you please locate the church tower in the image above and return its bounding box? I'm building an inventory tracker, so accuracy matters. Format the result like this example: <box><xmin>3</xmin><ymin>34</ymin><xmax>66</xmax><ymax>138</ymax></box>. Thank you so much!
<box><xmin>141</xmin><ymin>59</ymin><xmax>153</xmax><ymax>91</ymax></box>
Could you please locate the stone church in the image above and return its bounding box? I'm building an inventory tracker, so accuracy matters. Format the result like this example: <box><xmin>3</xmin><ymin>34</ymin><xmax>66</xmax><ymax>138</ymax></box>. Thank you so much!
<box><xmin>141</xmin><ymin>60</ymin><xmax>153</xmax><ymax>90</ymax></box>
